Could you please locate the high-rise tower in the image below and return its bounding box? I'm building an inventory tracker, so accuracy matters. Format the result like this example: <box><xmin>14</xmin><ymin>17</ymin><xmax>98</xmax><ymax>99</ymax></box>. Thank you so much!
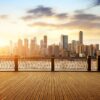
<box><xmin>61</xmin><ymin>35</ymin><xmax>68</xmax><ymax>50</ymax></box>
<box><xmin>79</xmin><ymin>31</ymin><xmax>83</xmax><ymax>44</ymax></box>
<box><xmin>44</xmin><ymin>35</ymin><xmax>47</xmax><ymax>48</ymax></box>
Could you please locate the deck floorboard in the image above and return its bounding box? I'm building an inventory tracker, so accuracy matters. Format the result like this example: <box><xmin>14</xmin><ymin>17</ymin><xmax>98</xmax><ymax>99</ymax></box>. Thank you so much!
<box><xmin>0</xmin><ymin>72</ymin><xmax>100</xmax><ymax>100</ymax></box>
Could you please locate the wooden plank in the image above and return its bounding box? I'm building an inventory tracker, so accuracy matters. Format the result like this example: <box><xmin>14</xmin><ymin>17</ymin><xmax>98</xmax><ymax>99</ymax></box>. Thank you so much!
<box><xmin>0</xmin><ymin>72</ymin><xmax>100</xmax><ymax>100</ymax></box>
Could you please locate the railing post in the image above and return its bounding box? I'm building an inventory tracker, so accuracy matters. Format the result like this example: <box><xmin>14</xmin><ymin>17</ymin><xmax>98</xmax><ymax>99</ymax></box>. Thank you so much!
<box><xmin>14</xmin><ymin>56</ymin><xmax>18</xmax><ymax>72</ymax></box>
<box><xmin>97</xmin><ymin>56</ymin><xmax>100</xmax><ymax>72</ymax></box>
<box><xmin>51</xmin><ymin>56</ymin><xmax>55</xmax><ymax>72</ymax></box>
<box><xmin>87</xmin><ymin>56</ymin><xmax>91</xmax><ymax>72</ymax></box>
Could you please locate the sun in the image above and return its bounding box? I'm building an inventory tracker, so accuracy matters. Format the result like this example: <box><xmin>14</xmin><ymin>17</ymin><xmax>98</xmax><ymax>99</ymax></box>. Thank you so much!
<box><xmin>0</xmin><ymin>39</ymin><xmax>9</xmax><ymax>47</ymax></box>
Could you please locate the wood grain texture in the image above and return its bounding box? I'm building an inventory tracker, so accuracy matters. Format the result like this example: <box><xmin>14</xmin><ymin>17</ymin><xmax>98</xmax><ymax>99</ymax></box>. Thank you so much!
<box><xmin>0</xmin><ymin>72</ymin><xmax>100</xmax><ymax>100</ymax></box>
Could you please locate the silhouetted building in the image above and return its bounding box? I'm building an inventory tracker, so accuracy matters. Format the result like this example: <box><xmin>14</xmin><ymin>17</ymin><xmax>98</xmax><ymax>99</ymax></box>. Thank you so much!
<box><xmin>43</xmin><ymin>35</ymin><xmax>48</xmax><ymax>56</ymax></box>
<box><xmin>24</xmin><ymin>38</ymin><xmax>29</xmax><ymax>57</ymax></box>
<box><xmin>97</xmin><ymin>50</ymin><xmax>100</xmax><ymax>56</ymax></box>
<box><xmin>79</xmin><ymin>31</ymin><xmax>83</xmax><ymax>45</ymax></box>
<box><xmin>48</xmin><ymin>44</ymin><xmax>59</xmax><ymax>57</ymax></box>
<box><xmin>48</xmin><ymin>45</ymin><xmax>53</xmax><ymax>57</ymax></box>
<box><xmin>17</xmin><ymin>39</ymin><xmax>23</xmax><ymax>57</ymax></box>
<box><xmin>30</xmin><ymin>39</ymin><xmax>34</xmax><ymax>57</ymax></box>
<box><xmin>9</xmin><ymin>40</ymin><xmax>13</xmax><ymax>56</ymax></box>
<box><xmin>44</xmin><ymin>35</ymin><xmax>47</xmax><ymax>48</ymax></box>
<box><xmin>52</xmin><ymin>45</ymin><xmax>59</xmax><ymax>57</ymax></box>
<box><xmin>60</xmin><ymin>35</ymin><xmax>68</xmax><ymax>50</ymax></box>
<box><xmin>40</xmin><ymin>40</ymin><xmax>44</xmax><ymax>49</ymax></box>
<box><xmin>89</xmin><ymin>44</ymin><xmax>94</xmax><ymax>56</ymax></box>
<box><xmin>40</xmin><ymin>40</ymin><xmax>44</xmax><ymax>56</ymax></box>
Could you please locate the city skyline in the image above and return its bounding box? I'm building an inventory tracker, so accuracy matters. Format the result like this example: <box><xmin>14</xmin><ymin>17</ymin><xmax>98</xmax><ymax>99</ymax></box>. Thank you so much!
<box><xmin>0</xmin><ymin>31</ymin><xmax>100</xmax><ymax>58</ymax></box>
<box><xmin>0</xmin><ymin>30</ymin><xmax>100</xmax><ymax>47</ymax></box>
<box><xmin>0</xmin><ymin>0</ymin><xmax>100</xmax><ymax>46</ymax></box>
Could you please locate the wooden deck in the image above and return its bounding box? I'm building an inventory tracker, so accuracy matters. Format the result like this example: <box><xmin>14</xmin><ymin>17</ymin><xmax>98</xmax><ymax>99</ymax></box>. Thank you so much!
<box><xmin>0</xmin><ymin>72</ymin><xmax>100</xmax><ymax>100</ymax></box>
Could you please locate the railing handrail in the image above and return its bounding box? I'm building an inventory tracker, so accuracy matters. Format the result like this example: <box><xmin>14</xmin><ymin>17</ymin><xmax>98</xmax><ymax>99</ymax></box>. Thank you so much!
<box><xmin>0</xmin><ymin>56</ymin><xmax>100</xmax><ymax>72</ymax></box>
<box><xmin>0</xmin><ymin>56</ymin><xmax>90</xmax><ymax>60</ymax></box>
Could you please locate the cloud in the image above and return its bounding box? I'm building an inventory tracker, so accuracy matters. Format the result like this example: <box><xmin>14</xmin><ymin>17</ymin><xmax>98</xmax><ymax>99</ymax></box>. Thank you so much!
<box><xmin>21</xmin><ymin>5</ymin><xmax>68</xmax><ymax>20</ymax></box>
<box><xmin>72</xmin><ymin>13</ymin><xmax>100</xmax><ymax>21</ymax></box>
<box><xmin>85</xmin><ymin>0</ymin><xmax>100</xmax><ymax>9</ymax></box>
<box><xmin>55</xmin><ymin>13</ymin><xmax>68</xmax><ymax>19</ymax></box>
<box><xmin>28</xmin><ymin>13</ymin><xmax>100</xmax><ymax>30</ymax></box>
<box><xmin>29</xmin><ymin>22</ymin><xmax>59</xmax><ymax>28</ymax></box>
<box><xmin>93</xmin><ymin>0</ymin><xmax>100</xmax><ymax>6</ymax></box>
<box><xmin>21</xmin><ymin>5</ymin><xmax>100</xmax><ymax>30</ymax></box>
<box><xmin>21</xmin><ymin>15</ymin><xmax>34</xmax><ymax>21</ymax></box>
<box><xmin>65</xmin><ymin>21</ymin><xmax>100</xmax><ymax>29</ymax></box>
<box><xmin>75</xmin><ymin>0</ymin><xmax>100</xmax><ymax>13</ymax></box>
<box><xmin>29</xmin><ymin>21</ymin><xmax>100</xmax><ymax>30</ymax></box>
<box><xmin>27</xmin><ymin>5</ymin><xmax>54</xmax><ymax>17</ymax></box>
<box><xmin>0</xmin><ymin>15</ymin><xmax>8</xmax><ymax>19</ymax></box>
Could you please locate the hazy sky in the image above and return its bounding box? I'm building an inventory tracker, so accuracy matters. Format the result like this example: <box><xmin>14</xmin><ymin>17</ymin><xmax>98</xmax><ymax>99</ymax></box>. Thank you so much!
<box><xmin>0</xmin><ymin>0</ymin><xmax>100</xmax><ymax>46</ymax></box>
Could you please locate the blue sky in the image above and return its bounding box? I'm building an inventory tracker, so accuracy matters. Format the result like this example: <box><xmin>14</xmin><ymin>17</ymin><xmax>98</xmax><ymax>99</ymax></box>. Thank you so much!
<box><xmin>0</xmin><ymin>0</ymin><xmax>93</xmax><ymax>14</ymax></box>
<box><xmin>0</xmin><ymin>0</ymin><xmax>99</xmax><ymax>17</ymax></box>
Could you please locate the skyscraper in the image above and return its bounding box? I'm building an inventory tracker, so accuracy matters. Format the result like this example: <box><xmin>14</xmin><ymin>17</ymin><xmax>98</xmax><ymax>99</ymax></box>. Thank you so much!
<box><xmin>40</xmin><ymin>40</ymin><xmax>44</xmax><ymax>56</ymax></box>
<box><xmin>43</xmin><ymin>35</ymin><xmax>48</xmax><ymax>56</ymax></box>
<box><xmin>24</xmin><ymin>38</ymin><xmax>29</xmax><ymax>57</ymax></box>
<box><xmin>9</xmin><ymin>40</ymin><xmax>13</xmax><ymax>56</ymax></box>
<box><xmin>79</xmin><ymin>31</ymin><xmax>83</xmax><ymax>44</ymax></box>
<box><xmin>40</xmin><ymin>40</ymin><xmax>44</xmax><ymax>49</ymax></box>
<box><xmin>30</xmin><ymin>39</ymin><xmax>34</xmax><ymax>57</ymax></box>
<box><xmin>61</xmin><ymin>35</ymin><xmax>68</xmax><ymax>50</ymax></box>
<box><xmin>18</xmin><ymin>39</ymin><xmax>23</xmax><ymax>57</ymax></box>
<box><xmin>44</xmin><ymin>35</ymin><xmax>47</xmax><ymax>48</ymax></box>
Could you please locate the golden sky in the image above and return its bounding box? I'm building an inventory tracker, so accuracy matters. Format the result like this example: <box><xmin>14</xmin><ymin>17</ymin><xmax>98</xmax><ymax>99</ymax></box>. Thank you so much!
<box><xmin>0</xmin><ymin>0</ymin><xmax>100</xmax><ymax>46</ymax></box>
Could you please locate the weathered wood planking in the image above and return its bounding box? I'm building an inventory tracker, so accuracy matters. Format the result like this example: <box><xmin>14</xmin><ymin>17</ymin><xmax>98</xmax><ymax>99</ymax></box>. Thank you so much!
<box><xmin>0</xmin><ymin>72</ymin><xmax>100</xmax><ymax>100</ymax></box>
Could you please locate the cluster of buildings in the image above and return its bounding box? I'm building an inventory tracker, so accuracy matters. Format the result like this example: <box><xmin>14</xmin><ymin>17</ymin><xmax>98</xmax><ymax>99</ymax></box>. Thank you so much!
<box><xmin>48</xmin><ymin>31</ymin><xmax>100</xmax><ymax>58</ymax></box>
<box><xmin>12</xmin><ymin>31</ymin><xmax>99</xmax><ymax>58</ymax></box>
<box><xmin>1</xmin><ymin>31</ymin><xmax>100</xmax><ymax>58</ymax></box>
